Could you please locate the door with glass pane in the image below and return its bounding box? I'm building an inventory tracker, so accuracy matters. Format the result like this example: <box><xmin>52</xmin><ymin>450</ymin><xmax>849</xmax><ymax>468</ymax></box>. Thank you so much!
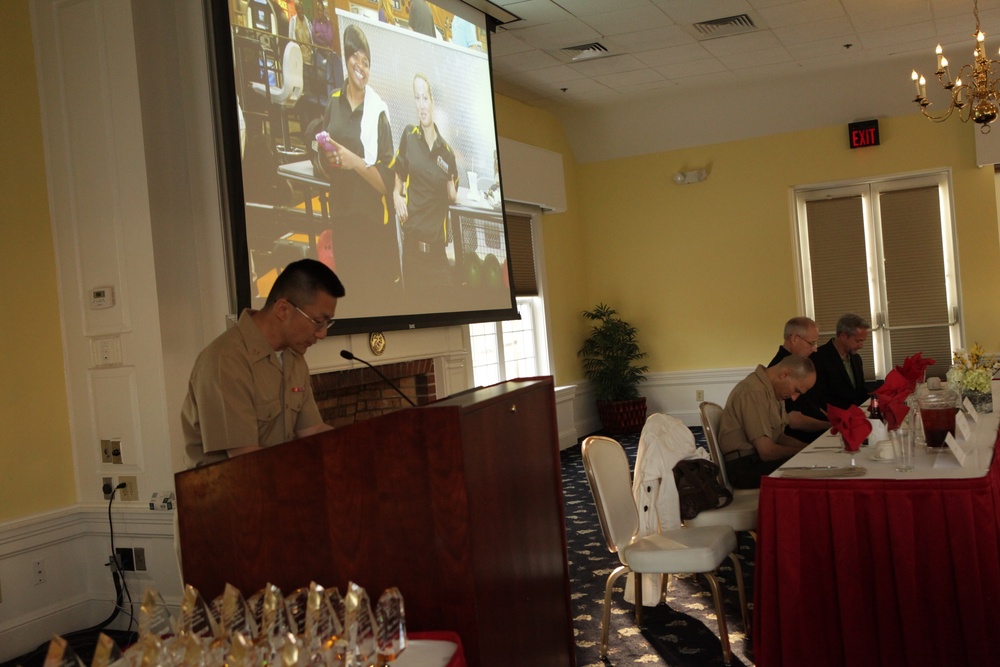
<box><xmin>795</xmin><ymin>173</ymin><xmax>961</xmax><ymax>380</ymax></box>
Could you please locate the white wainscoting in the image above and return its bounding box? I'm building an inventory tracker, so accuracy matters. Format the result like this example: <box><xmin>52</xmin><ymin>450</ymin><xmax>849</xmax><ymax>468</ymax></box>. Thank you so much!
<box><xmin>567</xmin><ymin>367</ymin><xmax>754</xmax><ymax>447</ymax></box>
<box><xmin>0</xmin><ymin>506</ymin><xmax>180</xmax><ymax>662</ymax></box>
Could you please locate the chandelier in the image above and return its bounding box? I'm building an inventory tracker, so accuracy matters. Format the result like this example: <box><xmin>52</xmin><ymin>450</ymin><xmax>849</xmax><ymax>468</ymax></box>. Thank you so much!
<box><xmin>911</xmin><ymin>0</ymin><xmax>1000</xmax><ymax>133</ymax></box>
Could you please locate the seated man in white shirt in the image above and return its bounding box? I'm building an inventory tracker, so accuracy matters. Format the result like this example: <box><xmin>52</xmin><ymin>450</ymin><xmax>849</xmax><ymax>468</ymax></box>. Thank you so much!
<box><xmin>719</xmin><ymin>355</ymin><xmax>816</xmax><ymax>488</ymax></box>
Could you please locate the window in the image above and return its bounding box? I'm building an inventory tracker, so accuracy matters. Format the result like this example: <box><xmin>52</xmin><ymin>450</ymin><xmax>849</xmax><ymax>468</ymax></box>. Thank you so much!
<box><xmin>794</xmin><ymin>172</ymin><xmax>962</xmax><ymax>381</ymax></box>
<box><xmin>469</xmin><ymin>206</ymin><xmax>551</xmax><ymax>385</ymax></box>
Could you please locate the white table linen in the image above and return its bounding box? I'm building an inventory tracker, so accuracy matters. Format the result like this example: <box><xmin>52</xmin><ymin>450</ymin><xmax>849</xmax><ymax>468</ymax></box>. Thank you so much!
<box><xmin>772</xmin><ymin>413</ymin><xmax>998</xmax><ymax>480</ymax></box>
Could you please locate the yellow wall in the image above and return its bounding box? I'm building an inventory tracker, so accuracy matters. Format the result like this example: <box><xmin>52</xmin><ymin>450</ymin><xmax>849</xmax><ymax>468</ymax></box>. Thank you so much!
<box><xmin>574</xmin><ymin>114</ymin><xmax>1000</xmax><ymax>373</ymax></box>
<box><xmin>0</xmin><ymin>0</ymin><xmax>76</xmax><ymax>520</ymax></box>
<box><xmin>496</xmin><ymin>98</ymin><xmax>1000</xmax><ymax>381</ymax></box>
<box><xmin>494</xmin><ymin>95</ymin><xmax>588</xmax><ymax>385</ymax></box>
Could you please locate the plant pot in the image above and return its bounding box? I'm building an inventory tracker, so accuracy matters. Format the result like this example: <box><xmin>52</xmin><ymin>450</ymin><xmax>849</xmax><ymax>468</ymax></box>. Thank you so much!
<box><xmin>596</xmin><ymin>398</ymin><xmax>647</xmax><ymax>435</ymax></box>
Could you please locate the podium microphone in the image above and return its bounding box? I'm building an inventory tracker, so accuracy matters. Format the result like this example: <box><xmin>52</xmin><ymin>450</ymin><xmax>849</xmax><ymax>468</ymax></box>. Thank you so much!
<box><xmin>339</xmin><ymin>350</ymin><xmax>417</xmax><ymax>407</ymax></box>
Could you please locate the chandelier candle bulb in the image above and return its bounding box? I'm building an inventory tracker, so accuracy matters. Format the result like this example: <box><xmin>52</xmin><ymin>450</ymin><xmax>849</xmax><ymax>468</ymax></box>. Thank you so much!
<box><xmin>909</xmin><ymin>0</ymin><xmax>1000</xmax><ymax>131</ymax></box>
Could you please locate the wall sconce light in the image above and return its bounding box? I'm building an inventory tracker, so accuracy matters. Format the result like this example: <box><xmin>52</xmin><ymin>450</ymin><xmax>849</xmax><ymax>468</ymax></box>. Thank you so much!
<box><xmin>672</xmin><ymin>169</ymin><xmax>708</xmax><ymax>185</ymax></box>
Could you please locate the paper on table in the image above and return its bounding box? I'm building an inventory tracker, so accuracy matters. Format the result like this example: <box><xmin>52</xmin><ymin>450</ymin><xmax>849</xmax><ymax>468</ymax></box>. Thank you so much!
<box><xmin>869</xmin><ymin>419</ymin><xmax>888</xmax><ymax>447</ymax></box>
<box><xmin>956</xmin><ymin>411</ymin><xmax>972</xmax><ymax>441</ymax></box>
<box><xmin>945</xmin><ymin>432</ymin><xmax>969</xmax><ymax>467</ymax></box>
<box><xmin>963</xmin><ymin>397</ymin><xmax>980</xmax><ymax>423</ymax></box>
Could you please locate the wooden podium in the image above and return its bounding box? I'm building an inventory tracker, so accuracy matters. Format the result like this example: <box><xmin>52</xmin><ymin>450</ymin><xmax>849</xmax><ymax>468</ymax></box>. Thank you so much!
<box><xmin>175</xmin><ymin>378</ymin><xmax>576</xmax><ymax>667</ymax></box>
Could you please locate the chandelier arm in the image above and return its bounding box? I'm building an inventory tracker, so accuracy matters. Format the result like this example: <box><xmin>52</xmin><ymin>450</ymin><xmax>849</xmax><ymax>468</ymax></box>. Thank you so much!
<box><xmin>910</xmin><ymin>0</ymin><xmax>999</xmax><ymax>131</ymax></box>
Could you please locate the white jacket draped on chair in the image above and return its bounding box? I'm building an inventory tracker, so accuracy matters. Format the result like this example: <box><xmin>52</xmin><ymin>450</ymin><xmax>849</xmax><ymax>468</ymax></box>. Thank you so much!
<box><xmin>627</xmin><ymin>413</ymin><xmax>709</xmax><ymax>605</ymax></box>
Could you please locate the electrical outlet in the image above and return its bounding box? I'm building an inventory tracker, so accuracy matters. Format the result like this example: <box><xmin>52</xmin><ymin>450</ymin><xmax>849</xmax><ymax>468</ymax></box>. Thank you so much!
<box><xmin>134</xmin><ymin>547</ymin><xmax>146</xmax><ymax>571</ymax></box>
<box><xmin>115</xmin><ymin>547</ymin><xmax>135</xmax><ymax>572</ymax></box>
<box><xmin>110</xmin><ymin>438</ymin><xmax>123</xmax><ymax>464</ymax></box>
<box><xmin>101</xmin><ymin>439</ymin><xmax>113</xmax><ymax>464</ymax></box>
<box><xmin>119</xmin><ymin>476</ymin><xmax>138</xmax><ymax>501</ymax></box>
<box><xmin>696</xmin><ymin>389</ymin><xmax>705</xmax><ymax>402</ymax></box>
<box><xmin>33</xmin><ymin>559</ymin><xmax>45</xmax><ymax>585</ymax></box>
<box><xmin>103</xmin><ymin>477</ymin><xmax>113</xmax><ymax>500</ymax></box>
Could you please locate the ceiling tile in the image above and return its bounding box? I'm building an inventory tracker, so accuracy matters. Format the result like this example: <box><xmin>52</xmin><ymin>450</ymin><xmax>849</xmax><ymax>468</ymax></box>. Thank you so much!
<box><xmin>582</xmin><ymin>6</ymin><xmax>674</xmax><ymax>37</ymax></box>
<box><xmin>757</xmin><ymin>0</ymin><xmax>846</xmax><ymax>29</ymax></box>
<box><xmin>567</xmin><ymin>54</ymin><xmax>649</xmax><ymax>76</ymax></box>
<box><xmin>634</xmin><ymin>42</ymin><xmax>717</xmax><ymax>68</ymax></box>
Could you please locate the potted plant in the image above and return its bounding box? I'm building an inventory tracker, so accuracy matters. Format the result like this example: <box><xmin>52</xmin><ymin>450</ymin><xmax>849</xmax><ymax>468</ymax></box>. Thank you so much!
<box><xmin>579</xmin><ymin>303</ymin><xmax>650</xmax><ymax>434</ymax></box>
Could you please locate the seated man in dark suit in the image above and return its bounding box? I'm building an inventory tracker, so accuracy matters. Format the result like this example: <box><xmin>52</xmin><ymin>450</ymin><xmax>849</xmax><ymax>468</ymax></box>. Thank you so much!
<box><xmin>786</xmin><ymin>313</ymin><xmax>871</xmax><ymax>442</ymax></box>
<box><xmin>768</xmin><ymin>316</ymin><xmax>820</xmax><ymax>367</ymax></box>
<box><xmin>719</xmin><ymin>355</ymin><xmax>817</xmax><ymax>489</ymax></box>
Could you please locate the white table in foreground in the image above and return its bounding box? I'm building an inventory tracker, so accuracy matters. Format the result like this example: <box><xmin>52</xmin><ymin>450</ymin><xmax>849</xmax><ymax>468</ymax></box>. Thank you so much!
<box><xmin>772</xmin><ymin>412</ymin><xmax>999</xmax><ymax>480</ymax></box>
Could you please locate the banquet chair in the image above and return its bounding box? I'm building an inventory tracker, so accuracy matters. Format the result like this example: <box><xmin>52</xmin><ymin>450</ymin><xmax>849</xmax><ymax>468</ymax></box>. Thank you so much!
<box><xmin>582</xmin><ymin>435</ymin><xmax>749</xmax><ymax>665</ymax></box>
<box><xmin>685</xmin><ymin>402</ymin><xmax>759</xmax><ymax>541</ymax></box>
<box><xmin>251</xmin><ymin>40</ymin><xmax>305</xmax><ymax>156</ymax></box>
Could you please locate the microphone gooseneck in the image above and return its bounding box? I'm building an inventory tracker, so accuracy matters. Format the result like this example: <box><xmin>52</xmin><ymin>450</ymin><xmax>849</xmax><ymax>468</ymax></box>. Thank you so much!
<box><xmin>339</xmin><ymin>349</ymin><xmax>417</xmax><ymax>407</ymax></box>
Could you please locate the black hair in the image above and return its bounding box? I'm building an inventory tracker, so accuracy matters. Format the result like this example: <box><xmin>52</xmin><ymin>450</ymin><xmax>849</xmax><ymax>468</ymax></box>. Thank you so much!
<box><xmin>265</xmin><ymin>259</ymin><xmax>345</xmax><ymax>307</ymax></box>
<box><xmin>343</xmin><ymin>24</ymin><xmax>371</xmax><ymax>64</ymax></box>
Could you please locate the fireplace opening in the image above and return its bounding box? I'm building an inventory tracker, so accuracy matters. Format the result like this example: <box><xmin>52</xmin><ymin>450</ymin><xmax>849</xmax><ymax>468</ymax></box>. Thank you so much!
<box><xmin>310</xmin><ymin>358</ymin><xmax>435</xmax><ymax>428</ymax></box>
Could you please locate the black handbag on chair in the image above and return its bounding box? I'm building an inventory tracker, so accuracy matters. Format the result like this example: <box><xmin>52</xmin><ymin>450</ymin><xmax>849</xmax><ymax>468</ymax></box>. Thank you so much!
<box><xmin>673</xmin><ymin>459</ymin><xmax>734</xmax><ymax>520</ymax></box>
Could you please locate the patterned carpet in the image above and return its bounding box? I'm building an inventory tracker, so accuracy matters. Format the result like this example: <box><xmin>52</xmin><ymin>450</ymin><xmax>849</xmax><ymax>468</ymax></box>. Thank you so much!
<box><xmin>562</xmin><ymin>429</ymin><xmax>754</xmax><ymax>666</ymax></box>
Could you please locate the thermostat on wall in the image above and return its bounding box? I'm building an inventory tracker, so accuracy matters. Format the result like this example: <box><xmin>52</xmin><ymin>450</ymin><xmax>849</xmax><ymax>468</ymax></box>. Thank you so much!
<box><xmin>91</xmin><ymin>286</ymin><xmax>115</xmax><ymax>310</ymax></box>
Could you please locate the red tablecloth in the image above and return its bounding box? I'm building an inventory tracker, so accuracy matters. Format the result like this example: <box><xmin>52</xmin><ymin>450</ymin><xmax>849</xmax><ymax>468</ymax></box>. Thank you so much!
<box><xmin>754</xmin><ymin>434</ymin><xmax>1000</xmax><ymax>666</ymax></box>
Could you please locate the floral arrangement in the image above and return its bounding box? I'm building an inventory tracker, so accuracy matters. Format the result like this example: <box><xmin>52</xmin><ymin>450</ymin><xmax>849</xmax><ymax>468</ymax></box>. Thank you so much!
<box><xmin>947</xmin><ymin>343</ymin><xmax>1000</xmax><ymax>394</ymax></box>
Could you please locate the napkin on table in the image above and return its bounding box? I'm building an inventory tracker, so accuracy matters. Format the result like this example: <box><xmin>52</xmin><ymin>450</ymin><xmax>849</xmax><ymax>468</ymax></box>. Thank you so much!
<box><xmin>896</xmin><ymin>352</ymin><xmax>936</xmax><ymax>389</ymax></box>
<box><xmin>872</xmin><ymin>369</ymin><xmax>913</xmax><ymax>430</ymax></box>
<box><xmin>827</xmin><ymin>404</ymin><xmax>872</xmax><ymax>452</ymax></box>
<box><xmin>780</xmin><ymin>466</ymin><xmax>868</xmax><ymax>479</ymax></box>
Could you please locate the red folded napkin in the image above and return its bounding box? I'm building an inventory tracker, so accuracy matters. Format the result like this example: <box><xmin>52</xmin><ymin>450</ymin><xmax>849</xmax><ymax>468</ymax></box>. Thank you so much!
<box><xmin>827</xmin><ymin>404</ymin><xmax>872</xmax><ymax>452</ymax></box>
<box><xmin>872</xmin><ymin>369</ymin><xmax>913</xmax><ymax>430</ymax></box>
<box><xmin>881</xmin><ymin>398</ymin><xmax>911</xmax><ymax>431</ymax></box>
<box><xmin>896</xmin><ymin>352</ymin><xmax>935</xmax><ymax>389</ymax></box>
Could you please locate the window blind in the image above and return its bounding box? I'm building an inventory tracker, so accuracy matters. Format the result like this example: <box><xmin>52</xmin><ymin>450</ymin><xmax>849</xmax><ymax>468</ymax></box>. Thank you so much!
<box><xmin>505</xmin><ymin>212</ymin><xmax>538</xmax><ymax>296</ymax></box>
<box><xmin>877</xmin><ymin>186</ymin><xmax>952</xmax><ymax>377</ymax></box>
<box><xmin>805</xmin><ymin>195</ymin><xmax>876</xmax><ymax>381</ymax></box>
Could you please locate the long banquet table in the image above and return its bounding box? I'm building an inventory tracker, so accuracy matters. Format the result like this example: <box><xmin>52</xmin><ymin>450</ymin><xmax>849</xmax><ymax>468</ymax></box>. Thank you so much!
<box><xmin>754</xmin><ymin>413</ymin><xmax>1000</xmax><ymax>666</ymax></box>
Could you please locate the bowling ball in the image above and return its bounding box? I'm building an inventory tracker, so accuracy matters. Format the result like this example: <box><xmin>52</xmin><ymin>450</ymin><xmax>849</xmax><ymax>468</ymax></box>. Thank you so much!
<box><xmin>464</xmin><ymin>251</ymin><xmax>483</xmax><ymax>287</ymax></box>
<box><xmin>483</xmin><ymin>253</ymin><xmax>502</xmax><ymax>287</ymax></box>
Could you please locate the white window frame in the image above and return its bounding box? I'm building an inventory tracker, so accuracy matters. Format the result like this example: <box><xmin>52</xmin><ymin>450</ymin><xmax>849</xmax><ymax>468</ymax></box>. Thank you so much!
<box><xmin>793</xmin><ymin>170</ymin><xmax>963</xmax><ymax>379</ymax></box>
<box><xmin>467</xmin><ymin>203</ymin><xmax>551</xmax><ymax>385</ymax></box>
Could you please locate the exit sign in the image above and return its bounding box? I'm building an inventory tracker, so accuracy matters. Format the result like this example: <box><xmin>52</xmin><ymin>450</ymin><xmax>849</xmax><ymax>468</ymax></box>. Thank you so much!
<box><xmin>849</xmin><ymin>119</ymin><xmax>880</xmax><ymax>149</ymax></box>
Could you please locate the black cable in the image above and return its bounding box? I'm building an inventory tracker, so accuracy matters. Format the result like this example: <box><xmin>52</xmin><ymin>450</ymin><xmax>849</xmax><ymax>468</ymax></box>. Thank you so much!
<box><xmin>106</xmin><ymin>483</ymin><xmax>135</xmax><ymax>636</ymax></box>
<box><xmin>5</xmin><ymin>492</ymin><xmax>135</xmax><ymax>666</ymax></box>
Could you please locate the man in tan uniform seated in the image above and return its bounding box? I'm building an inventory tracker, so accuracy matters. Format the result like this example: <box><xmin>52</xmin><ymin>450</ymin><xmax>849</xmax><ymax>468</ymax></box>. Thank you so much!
<box><xmin>719</xmin><ymin>355</ymin><xmax>817</xmax><ymax>489</ymax></box>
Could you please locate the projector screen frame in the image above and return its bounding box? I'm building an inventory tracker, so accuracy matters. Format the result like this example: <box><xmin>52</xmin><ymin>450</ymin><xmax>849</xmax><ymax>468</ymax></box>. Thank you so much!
<box><xmin>202</xmin><ymin>0</ymin><xmax>519</xmax><ymax>335</ymax></box>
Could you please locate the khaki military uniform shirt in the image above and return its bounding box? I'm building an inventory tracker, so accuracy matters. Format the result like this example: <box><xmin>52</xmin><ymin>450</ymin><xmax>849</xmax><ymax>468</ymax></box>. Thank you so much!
<box><xmin>181</xmin><ymin>310</ymin><xmax>323</xmax><ymax>466</ymax></box>
<box><xmin>719</xmin><ymin>365</ymin><xmax>788</xmax><ymax>459</ymax></box>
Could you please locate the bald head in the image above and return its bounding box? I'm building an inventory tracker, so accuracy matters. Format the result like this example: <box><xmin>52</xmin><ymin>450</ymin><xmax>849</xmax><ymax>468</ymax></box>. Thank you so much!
<box><xmin>767</xmin><ymin>355</ymin><xmax>816</xmax><ymax>401</ymax></box>
<box><xmin>782</xmin><ymin>316</ymin><xmax>819</xmax><ymax>357</ymax></box>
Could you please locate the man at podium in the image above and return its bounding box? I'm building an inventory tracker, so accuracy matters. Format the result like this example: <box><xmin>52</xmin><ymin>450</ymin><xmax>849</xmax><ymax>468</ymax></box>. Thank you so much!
<box><xmin>181</xmin><ymin>259</ymin><xmax>344</xmax><ymax>465</ymax></box>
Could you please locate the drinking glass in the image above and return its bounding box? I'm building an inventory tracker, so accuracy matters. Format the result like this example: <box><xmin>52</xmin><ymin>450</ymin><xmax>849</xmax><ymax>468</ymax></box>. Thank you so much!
<box><xmin>891</xmin><ymin>428</ymin><xmax>914</xmax><ymax>472</ymax></box>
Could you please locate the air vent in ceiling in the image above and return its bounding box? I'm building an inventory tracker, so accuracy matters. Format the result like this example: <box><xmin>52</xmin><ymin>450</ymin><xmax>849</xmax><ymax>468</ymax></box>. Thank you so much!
<box><xmin>692</xmin><ymin>14</ymin><xmax>758</xmax><ymax>40</ymax></box>
<box><xmin>562</xmin><ymin>42</ymin><xmax>611</xmax><ymax>62</ymax></box>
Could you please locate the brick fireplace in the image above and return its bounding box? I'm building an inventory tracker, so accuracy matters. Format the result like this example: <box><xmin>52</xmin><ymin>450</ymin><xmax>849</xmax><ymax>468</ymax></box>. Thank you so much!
<box><xmin>310</xmin><ymin>358</ymin><xmax>436</xmax><ymax>428</ymax></box>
